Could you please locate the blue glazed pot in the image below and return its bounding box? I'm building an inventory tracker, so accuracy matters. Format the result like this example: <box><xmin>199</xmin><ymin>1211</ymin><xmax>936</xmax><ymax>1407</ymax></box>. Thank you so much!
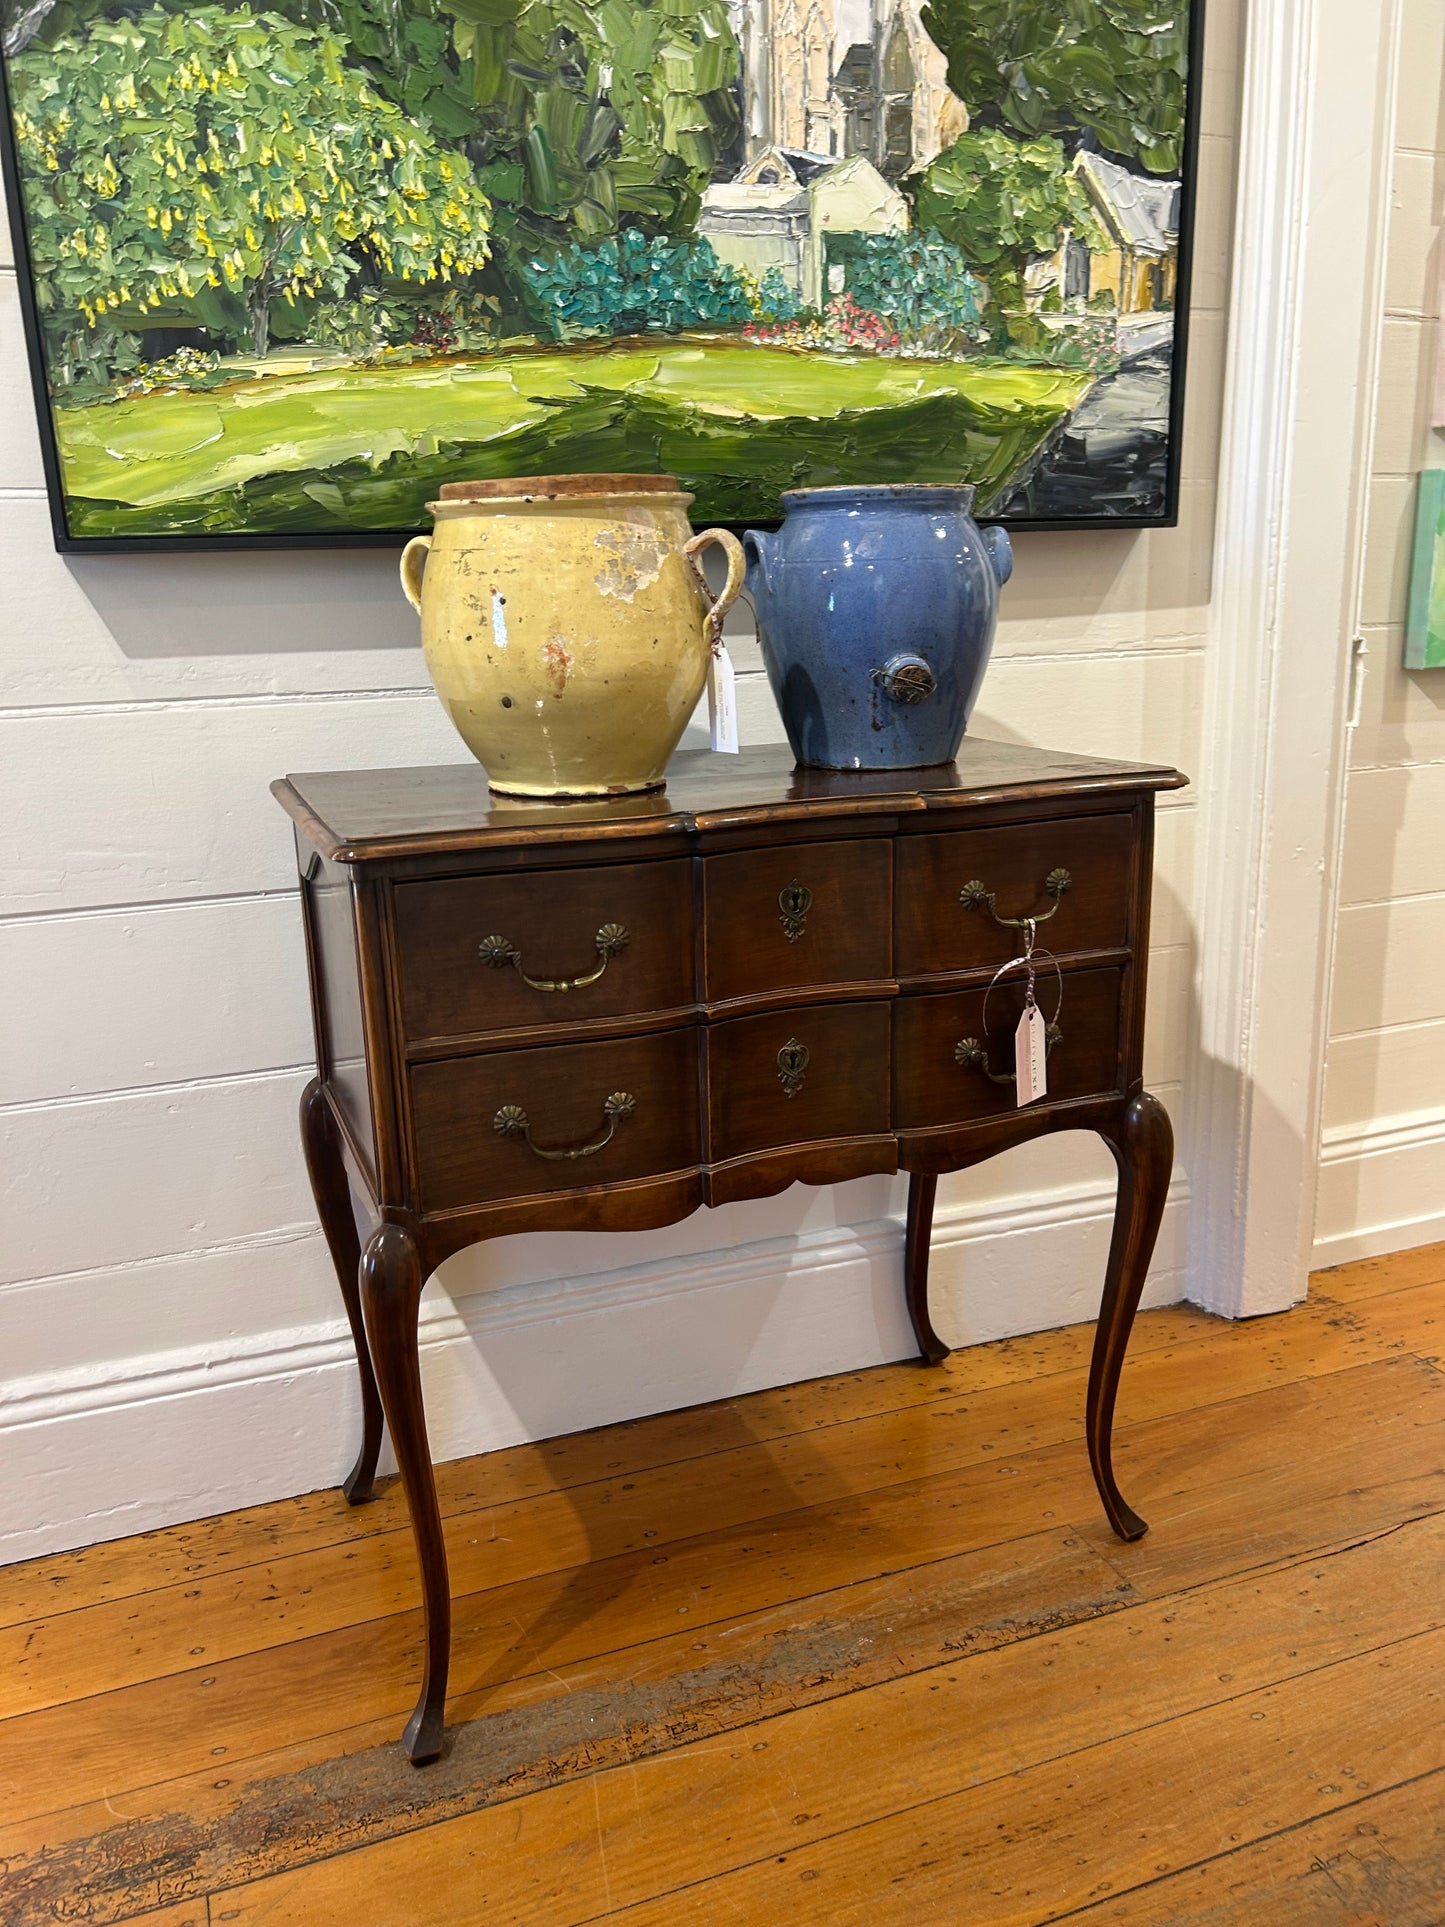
<box><xmin>743</xmin><ymin>484</ymin><xmax>1012</xmax><ymax>771</ymax></box>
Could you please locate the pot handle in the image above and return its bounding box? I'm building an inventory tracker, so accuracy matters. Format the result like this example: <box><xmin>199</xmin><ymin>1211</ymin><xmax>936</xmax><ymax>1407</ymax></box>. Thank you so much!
<box><xmin>400</xmin><ymin>535</ymin><xmax>431</xmax><ymax>613</ymax></box>
<box><xmin>683</xmin><ymin>528</ymin><xmax>747</xmax><ymax>648</ymax></box>
<box><xmin>981</xmin><ymin>524</ymin><xmax>1013</xmax><ymax>588</ymax></box>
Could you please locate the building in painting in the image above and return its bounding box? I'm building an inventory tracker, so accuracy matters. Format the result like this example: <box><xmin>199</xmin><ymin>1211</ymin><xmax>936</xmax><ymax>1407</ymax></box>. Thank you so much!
<box><xmin>726</xmin><ymin>0</ymin><xmax>964</xmax><ymax>181</ymax></box>
<box><xmin>698</xmin><ymin>148</ymin><xmax>908</xmax><ymax>308</ymax></box>
<box><xmin>1032</xmin><ymin>151</ymin><xmax>1182</xmax><ymax>314</ymax></box>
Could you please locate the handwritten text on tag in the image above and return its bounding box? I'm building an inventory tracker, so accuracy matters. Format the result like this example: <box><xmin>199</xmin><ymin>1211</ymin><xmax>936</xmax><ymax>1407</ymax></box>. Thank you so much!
<box><xmin>1015</xmin><ymin>1003</ymin><xmax>1047</xmax><ymax>1106</ymax></box>
<box><xmin>707</xmin><ymin>645</ymin><xmax>739</xmax><ymax>753</ymax></box>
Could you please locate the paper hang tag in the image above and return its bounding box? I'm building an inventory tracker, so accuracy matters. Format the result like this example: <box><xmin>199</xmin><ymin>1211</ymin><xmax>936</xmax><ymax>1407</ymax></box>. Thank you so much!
<box><xmin>707</xmin><ymin>644</ymin><xmax>739</xmax><ymax>754</ymax></box>
<box><xmin>1015</xmin><ymin>1002</ymin><xmax>1048</xmax><ymax>1107</ymax></box>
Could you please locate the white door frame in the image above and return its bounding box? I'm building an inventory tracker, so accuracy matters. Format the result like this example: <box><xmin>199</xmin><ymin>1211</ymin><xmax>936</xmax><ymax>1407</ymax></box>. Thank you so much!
<box><xmin>1184</xmin><ymin>0</ymin><xmax>1401</xmax><ymax>1316</ymax></box>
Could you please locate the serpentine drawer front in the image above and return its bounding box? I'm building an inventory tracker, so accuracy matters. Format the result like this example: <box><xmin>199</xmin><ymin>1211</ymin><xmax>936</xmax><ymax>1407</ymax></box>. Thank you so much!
<box><xmin>701</xmin><ymin>837</ymin><xmax>893</xmax><ymax>1004</ymax></box>
<box><xmin>894</xmin><ymin>810</ymin><xmax>1137</xmax><ymax>978</ymax></box>
<box><xmin>409</xmin><ymin>1027</ymin><xmax>699</xmax><ymax>1212</ymax></box>
<box><xmin>394</xmin><ymin>857</ymin><xmax>693</xmax><ymax>1043</ymax></box>
<box><xmin>276</xmin><ymin>739</ymin><xmax>1186</xmax><ymax>1765</ymax></box>
<box><xmin>893</xmin><ymin>965</ymin><xmax>1127</xmax><ymax>1130</ymax></box>
<box><xmin>705</xmin><ymin>1001</ymin><xmax>893</xmax><ymax>1164</ymax></box>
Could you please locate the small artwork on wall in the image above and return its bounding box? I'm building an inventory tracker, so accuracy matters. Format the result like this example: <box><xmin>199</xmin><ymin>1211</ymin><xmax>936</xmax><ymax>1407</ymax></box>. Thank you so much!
<box><xmin>1406</xmin><ymin>469</ymin><xmax>1445</xmax><ymax>669</ymax></box>
<box><xmin>0</xmin><ymin>0</ymin><xmax>1205</xmax><ymax>550</ymax></box>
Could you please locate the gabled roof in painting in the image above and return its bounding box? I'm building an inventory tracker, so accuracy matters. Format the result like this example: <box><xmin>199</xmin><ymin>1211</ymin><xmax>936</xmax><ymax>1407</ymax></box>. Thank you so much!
<box><xmin>1076</xmin><ymin>150</ymin><xmax>1180</xmax><ymax>256</ymax></box>
<box><xmin>736</xmin><ymin>145</ymin><xmax>837</xmax><ymax>189</ymax></box>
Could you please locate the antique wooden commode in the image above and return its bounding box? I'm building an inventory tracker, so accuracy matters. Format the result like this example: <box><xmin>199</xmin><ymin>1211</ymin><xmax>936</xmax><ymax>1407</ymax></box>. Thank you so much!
<box><xmin>274</xmin><ymin>738</ymin><xmax>1186</xmax><ymax>1762</ymax></box>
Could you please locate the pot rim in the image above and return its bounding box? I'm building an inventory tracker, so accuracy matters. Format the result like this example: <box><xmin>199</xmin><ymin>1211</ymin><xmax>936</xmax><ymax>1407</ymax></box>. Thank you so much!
<box><xmin>434</xmin><ymin>473</ymin><xmax>691</xmax><ymax>506</ymax></box>
<box><xmin>780</xmin><ymin>483</ymin><xmax>978</xmax><ymax>510</ymax></box>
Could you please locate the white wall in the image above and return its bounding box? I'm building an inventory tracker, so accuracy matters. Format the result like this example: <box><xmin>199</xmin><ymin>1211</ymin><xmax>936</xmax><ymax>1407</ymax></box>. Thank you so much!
<box><xmin>1316</xmin><ymin>0</ymin><xmax>1445</xmax><ymax>1265</ymax></box>
<box><xmin>0</xmin><ymin>4</ymin><xmax>1240</xmax><ymax>1560</ymax></box>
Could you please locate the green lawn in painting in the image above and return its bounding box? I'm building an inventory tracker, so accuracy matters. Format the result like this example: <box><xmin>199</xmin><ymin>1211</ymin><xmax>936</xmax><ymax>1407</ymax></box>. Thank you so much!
<box><xmin>53</xmin><ymin>339</ymin><xmax>1091</xmax><ymax>538</ymax></box>
<box><xmin>1407</xmin><ymin>469</ymin><xmax>1445</xmax><ymax>670</ymax></box>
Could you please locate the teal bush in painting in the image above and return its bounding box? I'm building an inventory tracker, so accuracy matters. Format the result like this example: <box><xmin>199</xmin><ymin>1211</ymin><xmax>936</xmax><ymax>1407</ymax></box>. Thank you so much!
<box><xmin>826</xmin><ymin>230</ymin><xmax>985</xmax><ymax>344</ymax></box>
<box><xmin>523</xmin><ymin>230</ymin><xmax>752</xmax><ymax>341</ymax></box>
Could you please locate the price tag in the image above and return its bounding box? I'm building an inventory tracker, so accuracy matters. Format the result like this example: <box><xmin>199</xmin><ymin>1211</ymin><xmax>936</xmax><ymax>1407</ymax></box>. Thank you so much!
<box><xmin>1015</xmin><ymin>1002</ymin><xmax>1047</xmax><ymax>1106</ymax></box>
<box><xmin>707</xmin><ymin>644</ymin><xmax>739</xmax><ymax>753</ymax></box>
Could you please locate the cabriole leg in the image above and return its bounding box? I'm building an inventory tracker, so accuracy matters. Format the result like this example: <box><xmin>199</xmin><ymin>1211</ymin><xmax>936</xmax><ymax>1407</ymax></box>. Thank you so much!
<box><xmin>1087</xmin><ymin>1090</ymin><xmax>1174</xmax><ymax>1542</ymax></box>
<box><xmin>360</xmin><ymin>1222</ymin><xmax>450</xmax><ymax>1764</ymax></box>
<box><xmin>300</xmin><ymin>1077</ymin><xmax>384</xmax><ymax>1505</ymax></box>
<box><xmin>904</xmin><ymin>1171</ymin><xmax>947</xmax><ymax>1364</ymax></box>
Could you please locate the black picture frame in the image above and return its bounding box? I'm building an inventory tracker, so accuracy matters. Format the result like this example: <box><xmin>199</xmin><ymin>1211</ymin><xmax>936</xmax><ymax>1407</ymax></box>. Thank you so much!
<box><xmin>0</xmin><ymin>0</ymin><xmax>1207</xmax><ymax>554</ymax></box>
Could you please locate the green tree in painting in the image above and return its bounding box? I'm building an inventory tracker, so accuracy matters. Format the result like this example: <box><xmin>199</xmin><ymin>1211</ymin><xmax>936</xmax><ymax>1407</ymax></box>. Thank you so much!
<box><xmin>912</xmin><ymin>128</ymin><xmax>1103</xmax><ymax>314</ymax></box>
<box><xmin>445</xmin><ymin>0</ymin><xmax>740</xmax><ymax>248</ymax></box>
<box><xmin>219</xmin><ymin>0</ymin><xmax>742</xmax><ymax>261</ymax></box>
<box><xmin>918</xmin><ymin>0</ymin><xmax>1190</xmax><ymax>174</ymax></box>
<box><xmin>9</xmin><ymin>5</ymin><xmax>493</xmax><ymax>358</ymax></box>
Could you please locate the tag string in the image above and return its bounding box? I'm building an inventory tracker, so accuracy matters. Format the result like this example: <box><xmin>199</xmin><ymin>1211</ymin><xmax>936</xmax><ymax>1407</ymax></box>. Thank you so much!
<box><xmin>979</xmin><ymin>933</ymin><xmax>1064</xmax><ymax>1039</ymax></box>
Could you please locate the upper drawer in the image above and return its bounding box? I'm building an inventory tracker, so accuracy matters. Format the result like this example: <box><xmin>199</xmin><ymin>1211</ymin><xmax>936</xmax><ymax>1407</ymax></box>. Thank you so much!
<box><xmin>394</xmin><ymin>859</ymin><xmax>694</xmax><ymax>1042</ymax></box>
<box><xmin>895</xmin><ymin>812</ymin><xmax>1137</xmax><ymax>978</ymax></box>
<box><xmin>702</xmin><ymin>838</ymin><xmax>892</xmax><ymax>1004</ymax></box>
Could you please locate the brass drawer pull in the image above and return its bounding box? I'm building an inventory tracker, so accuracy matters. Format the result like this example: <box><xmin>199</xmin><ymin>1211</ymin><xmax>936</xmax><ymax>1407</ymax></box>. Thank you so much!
<box><xmin>959</xmin><ymin>868</ymin><xmax>1072</xmax><ymax>929</ymax></box>
<box><xmin>954</xmin><ymin>1026</ymin><xmax>1064</xmax><ymax>1088</ymax></box>
<box><xmin>493</xmin><ymin>1090</ymin><xmax>636</xmax><ymax>1160</ymax></box>
<box><xmin>478</xmin><ymin>921</ymin><xmax>629</xmax><ymax>991</ymax></box>
<box><xmin>777</xmin><ymin>1037</ymin><xmax>810</xmax><ymax>1098</ymax></box>
<box><xmin>778</xmin><ymin>880</ymin><xmax>812</xmax><ymax>943</ymax></box>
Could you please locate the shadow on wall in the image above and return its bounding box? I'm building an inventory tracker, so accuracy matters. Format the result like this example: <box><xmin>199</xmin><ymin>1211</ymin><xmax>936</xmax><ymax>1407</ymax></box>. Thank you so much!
<box><xmin>66</xmin><ymin>548</ymin><xmax>420</xmax><ymax>657</ymax></box>
<box><xmin>60</xmin><ymin>479</ymin><xmax>1217</xmax><ymax>663</ymax></box>
<box><xmin>414</xmin><ymin>1170</ymin><xmax>918</xmax><ymax>1464</ymax></box>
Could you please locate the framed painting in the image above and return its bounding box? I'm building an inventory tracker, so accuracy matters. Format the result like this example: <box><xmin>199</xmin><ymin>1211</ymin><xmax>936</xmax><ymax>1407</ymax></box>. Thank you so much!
<box><xmin>1407</xmin><ymin>469</ymin><xmax>1445</xmax><ymax>670</ymax></box>
<box><xmin>0</xmin><ymin>0</ymin><xmax>1205</xmax><ymax>551</ymax></box>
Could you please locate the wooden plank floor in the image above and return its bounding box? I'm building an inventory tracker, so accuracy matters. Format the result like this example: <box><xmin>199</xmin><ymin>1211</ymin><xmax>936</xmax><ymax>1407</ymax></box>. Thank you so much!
<box><xmin>3</xmin><ymin>1246</ymin><xmax>1444</xmax><ymax>1926</ymax></box>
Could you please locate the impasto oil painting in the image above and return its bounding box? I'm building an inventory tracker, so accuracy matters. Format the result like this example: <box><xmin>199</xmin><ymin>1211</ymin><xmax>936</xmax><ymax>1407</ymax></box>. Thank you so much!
<box><xmin>0</xmin><ymin>0</ymin><xmax>1201</xmax><ymax>546</ymax></box>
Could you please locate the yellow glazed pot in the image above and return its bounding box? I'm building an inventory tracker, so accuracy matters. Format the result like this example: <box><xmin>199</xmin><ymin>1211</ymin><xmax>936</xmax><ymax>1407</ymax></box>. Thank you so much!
<box><xmin>400</xmin><ymin>473</ymin><xmax>745</xmax><ymax>797</ymax></box>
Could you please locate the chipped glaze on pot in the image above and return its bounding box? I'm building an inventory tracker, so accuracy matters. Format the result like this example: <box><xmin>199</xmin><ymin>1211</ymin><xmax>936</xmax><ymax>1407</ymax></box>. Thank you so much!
<box><xmin>400</xmin><ymin>474</ymin><xmax>744</xmax><ymax>797</ymax></box>
<box><xmin>743</xmin><ymin>484</ymin><xmax>1013</xmax><ymax>772</ymax></box>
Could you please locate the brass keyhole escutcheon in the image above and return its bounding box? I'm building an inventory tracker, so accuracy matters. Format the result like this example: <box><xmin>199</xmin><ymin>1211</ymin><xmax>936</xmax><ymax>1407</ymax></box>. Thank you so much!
<box><xmin>778</xmin><ymin>880</ymin><xmax>812</xmax><ymax>943</ymax></box>
<box><xmin>777</xmin><ymin>1037</ymin><xmax>810</xmax><ymax>1099</ymax></box>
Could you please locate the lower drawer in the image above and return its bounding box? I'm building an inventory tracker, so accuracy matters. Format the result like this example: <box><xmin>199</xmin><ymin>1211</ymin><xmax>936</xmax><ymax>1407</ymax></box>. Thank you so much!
<box><xmin>893</xmin><ymin>965</ymin><xmax>1125</xmax><ymax>1128</ymax></box>
<box><xmin>410</xmin><ymin>1028</ymin><xmax>699</xmax><ymax>1211</ymax></box>
<box><xmin>706</xmin><ymin>1001</ymin><xmax>892</xmax><ymax>1164</ymax></box>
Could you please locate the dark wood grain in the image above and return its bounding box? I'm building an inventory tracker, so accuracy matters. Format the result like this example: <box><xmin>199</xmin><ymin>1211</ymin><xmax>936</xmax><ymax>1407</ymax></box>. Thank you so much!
<box><xmin>279</xmin><ymin>735</ymin><xmax>1184</xmax><ymax>1763</ymax></box>
<box><xmin>893</xmin><ymin>965</ymin><xmax>1125</xmax><ymax>1130</ymax></box>
<box><xmin>702</xmin><ymin>838</ymin><xmax>892</xmax><ymax>1004</ymax></box>
<box><xmin>1087</xmin><ymin>1090</ymin><xmax>1175</xmax><ymax>1540</ymax></box>
<box><xmin>409</xmin><ymin>1027</ymin><xmax>700</xmax><ymax>1213</ymax></box>
<box><xmin>357</xmin><ymin>1223</ymin><xmax>448</xmax><ymax>1764</ymax></box>
<box><xmin>394</xmin><ymin>857</ymin><xmax>693</xmax><ymax>1043</ymax></box>
<box><xmin>271</xmin><ymin>741</ymin><xmax>1187</xmax><ymax>865</ymax></box>
<box><xmin>299</xmin><ymin>1079</ymin><xmax>384</xmax><ymax>1505</ymax></box>
<box><xmin>705</xmin><ymin>1001</ymin><xmax>892</xmax><ymax>1164</ymax></box>
<box><xmin>904</xmin><ymin>1172</ymin><xmax>945</xmax><ymax>1364</ymax></box>
<box><xmin>895</xmin><ymin>810</ymin><xmax>1138</xmax><ymax>978</ymax></box>
<box><xmin>299</xmin><ymin>843</ymin><xmax>375</xmax><ymax>1183</ymax></box>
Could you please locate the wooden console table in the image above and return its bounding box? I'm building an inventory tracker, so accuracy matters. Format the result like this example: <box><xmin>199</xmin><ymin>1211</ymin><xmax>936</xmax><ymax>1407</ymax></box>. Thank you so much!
<box><xmin>275</xmin><ymin>739</ymin><xmax>1186</xmax><ymax>1763</ymax></box>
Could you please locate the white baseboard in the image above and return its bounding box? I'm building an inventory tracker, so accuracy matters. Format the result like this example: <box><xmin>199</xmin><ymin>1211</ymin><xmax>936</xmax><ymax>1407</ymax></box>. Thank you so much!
<box><xmin>1312</xmin><ymin>1109</ymin><xmax>1445</xmax><ymax>1268</ymax></box>
<box><xmin>0</xmin><ymin>1175</ymin><xmax>1186</xmax><ymax>1564</ymax></box>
